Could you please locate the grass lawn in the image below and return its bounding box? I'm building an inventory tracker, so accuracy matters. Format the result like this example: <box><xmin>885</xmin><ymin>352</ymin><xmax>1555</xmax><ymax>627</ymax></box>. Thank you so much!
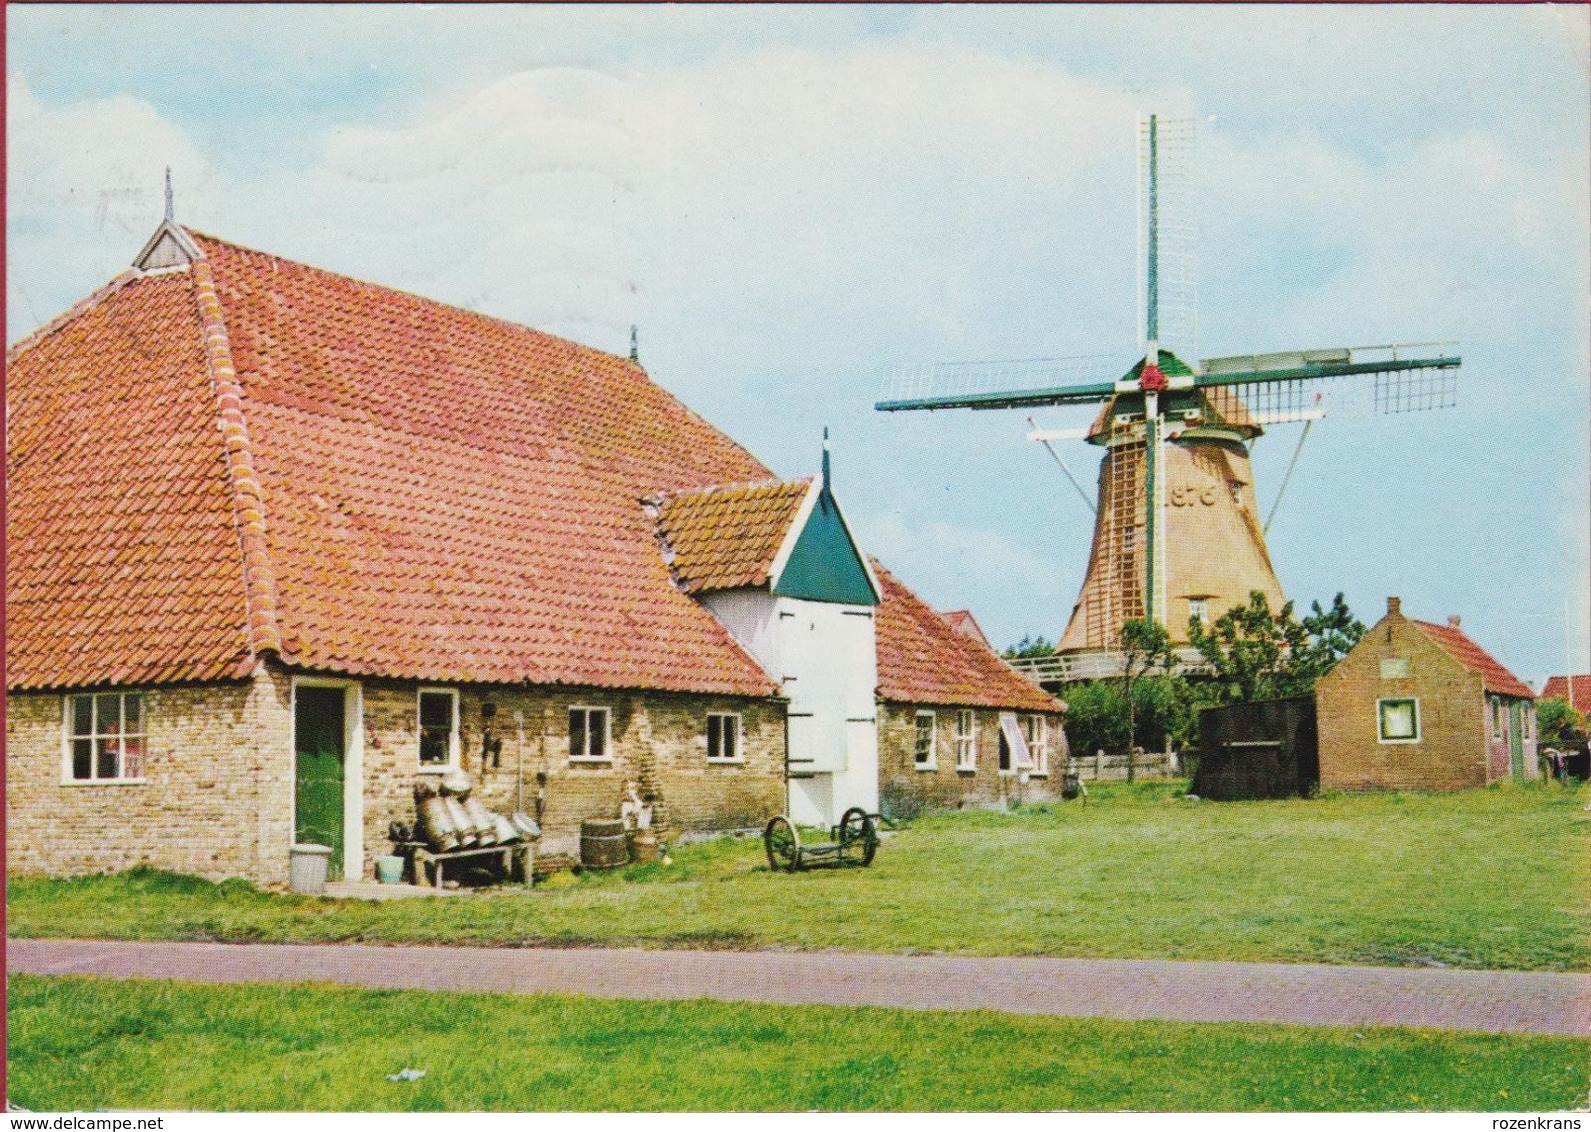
<box><xmin>10</xmin><ymin>782</ymin><xmax>1588</xmax><ymax>970</ymax></box>
<box><xmin>9</xmin><ymin>974</ymin><xmax>1588</xmax><ymax>1112</ymax></box>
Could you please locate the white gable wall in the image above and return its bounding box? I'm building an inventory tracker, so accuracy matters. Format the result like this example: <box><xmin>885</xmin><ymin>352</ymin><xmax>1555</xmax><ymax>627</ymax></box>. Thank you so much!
<box><xmin>699</xmin><ymin>588</ymin><xmax>879</xmax><ymax>828</ymax></box>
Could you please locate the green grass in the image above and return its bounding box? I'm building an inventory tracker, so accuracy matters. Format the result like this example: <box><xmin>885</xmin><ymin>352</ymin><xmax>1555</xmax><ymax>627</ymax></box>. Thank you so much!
<box><xmin>10</xmin><ymin>782</ymin><xmax>1589</xmax><ymax>970</ymax></box>
<box><xmin>9</xmin><ymin>974</ymin><xmax>1587</xmax><ymax>1111</ymax></box>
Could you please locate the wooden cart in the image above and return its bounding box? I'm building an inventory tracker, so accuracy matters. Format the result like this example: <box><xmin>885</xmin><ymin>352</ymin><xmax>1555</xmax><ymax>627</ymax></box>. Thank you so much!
<box><xmin>763</xmin><ymin>808</ymin><xmax>879</xmax><ymax>872</ymax></box>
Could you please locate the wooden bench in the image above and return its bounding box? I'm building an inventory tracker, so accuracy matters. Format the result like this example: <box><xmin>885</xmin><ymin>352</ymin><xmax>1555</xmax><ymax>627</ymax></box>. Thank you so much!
<box><xmin>402</xmin><ymin>841</ymin><xmax>535</xmax><ymax>889</ymax></box>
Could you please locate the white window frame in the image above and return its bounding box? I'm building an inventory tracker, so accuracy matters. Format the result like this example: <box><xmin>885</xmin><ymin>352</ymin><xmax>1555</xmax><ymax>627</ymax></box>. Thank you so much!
<box><xmin>1188</xmin><ymin>598</ymin><xmax>1209</xmax><ymax>626</ymax></box>
<box><xmin>914</xmin><ymin>710</ymin><xmax>937</xmax><ymax>771</ymax></box>
<box><xmin>1025</xmin><ymin>714</ymin><xmax>1049</xmax><ymax>776</ymax></box>
<box><xmin>1377</xmin><ymin>697</ymin><xmax>1421</xmax><ymax>744</ymax></box>
<box><xmin>416</xmin><ymin>687</ymin><xmax>461</xmax><ymax>773</ymax></box>
<box><xmin>955</xmin><ymin>709</ymin><xmax>977</xmax><ymax>771</ymax></box>
<box><xmin>569</xmin><ymin>705</ymin><xmax>613</xmax><ymax>763</ymax></box>
<box><xmin>61</xmin><ymin>691</ymin><xmax>148</xmax><ymax>785</ymax></box>
<box><xmin>706</xmin><ymin>712</ymin><xmax>743</xmax><ymax>764</ymax></box>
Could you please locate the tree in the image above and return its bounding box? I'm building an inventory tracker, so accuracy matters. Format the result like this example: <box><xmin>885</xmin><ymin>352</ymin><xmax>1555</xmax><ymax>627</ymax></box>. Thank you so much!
<box><xmin>1004</xmin><ymin>635</ymin><xmax>1057</xmax><ymax>660</ymax></box>
<box><xmin>1538</xmin><ymin>696</ymin><xmax>1589</xmax><ymax>753</ymax></box>
<box><xmin>1120</xmin><ymin>618</ymin><xmax>1174</xmax><ymax>781</ymax></box>
<box><xmin>1187</xmin><ymin>591</ymin><xmax>1365</xmax><ymax>705</ymax></box>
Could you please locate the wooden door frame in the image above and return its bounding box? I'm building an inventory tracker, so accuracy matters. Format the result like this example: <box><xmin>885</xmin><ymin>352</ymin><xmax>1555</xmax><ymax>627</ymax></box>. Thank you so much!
<box><xmin>289</xmin><ymin>676</ymin><xmax>365</xmax><ymax>882</ymax></box>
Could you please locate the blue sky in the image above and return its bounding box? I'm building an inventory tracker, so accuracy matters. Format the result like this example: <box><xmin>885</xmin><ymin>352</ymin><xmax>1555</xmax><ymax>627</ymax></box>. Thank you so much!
<box><xmin>8</xmin><ymin>5</ymin><xmax>1588</xmax><ymax>685</ymax></box>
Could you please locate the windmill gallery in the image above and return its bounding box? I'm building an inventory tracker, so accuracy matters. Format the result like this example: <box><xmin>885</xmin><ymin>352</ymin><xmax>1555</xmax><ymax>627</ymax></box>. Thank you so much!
<box><xmin>3</xmin><ymin>115</ymin><xmax>1543</xmax><ymax>889</ymax></box>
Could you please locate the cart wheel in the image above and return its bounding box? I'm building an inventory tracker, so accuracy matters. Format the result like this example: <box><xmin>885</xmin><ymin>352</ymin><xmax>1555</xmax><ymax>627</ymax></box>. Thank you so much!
<box><xmin>838</xmin><ymin>807</ymin><xmax>879</xmax><ymax>867</ymax></box>
<box><xmin>764</xmin><ymin>815</ymin><xmax>801</xmax><ymax>873</ymax></box>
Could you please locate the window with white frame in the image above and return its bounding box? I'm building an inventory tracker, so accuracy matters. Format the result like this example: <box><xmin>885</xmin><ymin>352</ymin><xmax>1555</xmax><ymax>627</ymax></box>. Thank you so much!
<box><xmin>1188</xmin><ymin>598</ymin><xmax>1209</xmax><ymax>626</ymax></box>
<box><xmin>914</xmin><ymin>711</ymin><xmax>936</xmax><ymax>770</ymax></box>
<box><xmin>1378</xmin><ymin>697</ymin><xmax>1420</xmax><ymax>743</ymax></box>
<box><xmin>417</xmin><ymin>689</ymin><xmax>459</xmax><ymax>769</ymax></box>
<box><xmin>1025</xmin><ymin>714</ymin><xmax>1049</xmax><ymax>775</ymax></box>
<box><xmin>707</xmin><ymin>713</ymin><xmax>741</xmax><ymax>762</ymax></box>
<box><xmin>66</xmin><ymin>692</ymin><xmax>146</xmax><ymax>782</ymax></box>
<box><xmin>570</xmin><ymin>706</ymin><xmax>611</xmax><ymax>762</ymax></box>
<box><xmin>955</xmin><ymin>709</ymin><xmax>976</xmax><ymax>770</ymax></box>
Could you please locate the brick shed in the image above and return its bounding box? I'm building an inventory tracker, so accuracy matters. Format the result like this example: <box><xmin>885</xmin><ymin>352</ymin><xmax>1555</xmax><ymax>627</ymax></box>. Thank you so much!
<box><xmin>1315</xmin><ymin>596</ymin><xmax>1537</xmax><ymax>791</ymax></box>
<box><xmin>5</xmin><ymin>219</ymin><xmax>1043</xmax><ymax>882</ymax></box>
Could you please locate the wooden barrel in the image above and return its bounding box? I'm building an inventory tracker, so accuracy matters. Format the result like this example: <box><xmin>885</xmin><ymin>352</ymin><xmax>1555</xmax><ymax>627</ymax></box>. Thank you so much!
<box><xmin>627</xmin><ymin>831</ymin><xmax>659</xmax><ymax>865</ymax></box>
<box><xmin>580</xmin><ymin>819</ymin><xmax>629</xmax><ymax>869</ymax></box>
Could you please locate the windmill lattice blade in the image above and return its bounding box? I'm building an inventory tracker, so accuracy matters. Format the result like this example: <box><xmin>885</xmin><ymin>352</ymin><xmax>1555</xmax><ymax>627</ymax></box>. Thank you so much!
<box><xmin>1138</xmin><ymin>114</ymin><xmax>1199</xmax><ymax>357</ymax></box>
<box><xmin>876</xmin><ymin>355</ymin><xmax>1120</xmax><ymax>412</ymax></box>
<box><xmin>1198</xmin><ymin>342</ymin><xmax>1460</xmax><ymax>418</ymax></box>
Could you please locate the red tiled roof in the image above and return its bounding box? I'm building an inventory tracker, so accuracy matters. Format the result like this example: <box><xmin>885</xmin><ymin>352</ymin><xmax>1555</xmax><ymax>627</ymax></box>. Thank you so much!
<box><xmin>876</xmin><ymin>564</ymin><xmax>1063</xmax><ymax>713</ymax></box>
<box><xmin>8</xmin><ymin>229</ymin><xmax>779</xmax><ymax>695</ymax></box>
<box><xmin>1542</xmin><ymin>675</ymin><xmax>1591</xmax><ymax>714</ymax></box>
<box><xmin>9</xmin><ymin>227</ymin><xmax>1044</xmax><ymax>707</ymax></box>
<box><xmin>653</xmin><ymin>479</ymin><xmax>813</xmax><ymax>593</ymax></box>
<box><xmin>1413</xmin><ymin>620</ymin><xmax>1535</xmax><ymax>700</ymax></box>
<box><xmin>6</xmin><ymin>268</ymin><xmax>257</xmax><ymax>688</ymax></box>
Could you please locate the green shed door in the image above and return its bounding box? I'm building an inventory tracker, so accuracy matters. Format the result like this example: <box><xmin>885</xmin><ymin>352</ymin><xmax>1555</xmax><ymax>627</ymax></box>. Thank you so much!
<box><xmin>295</xmin><ymin>686</ymin><xmax>346</xmax><ymax>875</ymax></box>
<box><xmin>1508</xmin><ymin>700</ymin><xmax>1524</xmax><ymax>779</ymax></box>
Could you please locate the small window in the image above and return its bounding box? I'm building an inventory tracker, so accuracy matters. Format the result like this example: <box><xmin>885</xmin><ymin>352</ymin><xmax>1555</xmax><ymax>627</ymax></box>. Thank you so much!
<box><xmin>1025</xmin><ymin>714</ymin><xmax>1049</xmax><ymax>775</ymax></box>
<box><xmin>1378</xmin><ymin>698</ymin><xmax>1420</xmax><ymax>743</ymax></box>
<box><xmin>1188</xmin><ymin>598</ymin><xmax>1209</xmax><ymax>626</ymax></box>
<box><xmin>1491</xmin><ymin>697</ymin><xmax>1503</xmax><ymax>739</ymax></box>
<box><xmin>914</xmin><ymin>711</ymin><xmax>936</xmax><ymax>770</ymax></box>
<box><xmin>955</xmin><ymin>709</ymin><xmax>976</xmax><ymax>770</ymax></box>
<box><xmin>1379</xmin><ymin>657</ymin><xmax>1409</xmax><ymax>679</ymax></box>
<box><xmin>998</xmin><ymin>730</ymin><xmax>1011</xmax><ymax>771</ymax></box>
<box><xmin>66</xmin><ymin>692</ymin><xmax>146</xmax><ymax>782</ymax></box>
<box><xmin>707</xmin><ymin>713</ymin><xmax>741</xmax><ymax>763</ymax></box>
<box><xmin>417</xmin><ymin>689</ymin><xmax>459</xmax><ymax>769</ymax></box>
<box><xmin>570</xmin><ymin>707</ymin><xmax>611</xmax><ymax>762</ymax></box>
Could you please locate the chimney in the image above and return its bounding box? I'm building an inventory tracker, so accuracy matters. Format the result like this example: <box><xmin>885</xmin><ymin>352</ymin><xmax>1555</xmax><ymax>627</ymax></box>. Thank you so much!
<box><xmin>1447</xmin><ymin>614</ymin><xmax>1462</xmax><ymax>629</ymax></box>
<box><xmin>1387</xmin><ymin>596</ymin><xmax>1401</xmax><ymax>616</ymax></box>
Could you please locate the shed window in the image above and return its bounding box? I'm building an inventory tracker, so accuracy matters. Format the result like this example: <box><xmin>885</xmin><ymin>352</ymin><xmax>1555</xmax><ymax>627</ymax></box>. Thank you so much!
<box><xmin>1025</xmin><ymin>715</ymin><xmax>1049</xmax><ymax>775</ymax></box>
<box><xmin>66</xmin><ymin>692</ymin><xmax>145</xmax><ymax>782</ymax></box>
<box><xmin>914</xmin><ymin>711</ymin><xmax>936</xmax><ymax>770</ymax></box>
<box><xmin>1378</xmin><ymin>697</ymin><xmax>1420</xmax><ymax>743</ymax></box>
<box><xmin>707</xmin><ymin>713</ymin><xmax>741</xmax><ymax>763</ymax></box>
<box><xmin>1491</xmin><ymin>697</ymin><xmax>1503</xmax><ymax>740</ymax></box>
<box><xmin>418</xmin><ymin>689</ymin><xmax>459</xmax><ymax>769</ymax></box>
<box><xmin>570</xmin><ymin>707</ymin><xmax>611</xmax><ymax>762</ymax></box>
<box><xmin>955</xmin><ymin>709</ymin><xmax>976</xmax><ymax>770</ymax></box>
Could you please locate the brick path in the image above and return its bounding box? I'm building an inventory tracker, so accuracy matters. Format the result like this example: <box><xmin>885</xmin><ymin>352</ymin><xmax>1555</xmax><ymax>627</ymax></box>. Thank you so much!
<box><xmin>10</xmin><ymin>938</ymin><xmax>1589</xmax><ymax>1036</ymax></box>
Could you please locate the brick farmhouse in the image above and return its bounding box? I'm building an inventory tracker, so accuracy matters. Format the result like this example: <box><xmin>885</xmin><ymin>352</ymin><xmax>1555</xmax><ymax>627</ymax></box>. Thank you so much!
<box><xmin>1315</xmin><ymin>596</ymin><xmax>1537</xmax><ymax>790</ymax></box>
<box><xmin>5</xmin><ymin>221</ymin><xmax>1061</xmax><ymax>884</ymax></box>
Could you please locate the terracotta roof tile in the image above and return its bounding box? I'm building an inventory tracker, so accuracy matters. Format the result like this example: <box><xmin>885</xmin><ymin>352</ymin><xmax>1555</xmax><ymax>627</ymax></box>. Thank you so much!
<box><xmin>1413</xmin><ymin>620</ymin><xmax>1534</xmax><ymax>700</ymax></box>
<box><xmin>11</xmin><ymin>227</ymin><xmax>1023</xmax><ymax>706</ymax></box>
<box><xmin>1541</xmin><ymin>674</ymin><xmax>1591</xmax><ymax>714</ymax></box>
<box><xmin>875</xmin><ymin>564</ymin><xmax>1063</xmax><ymax>712</ymax></box>
<box><xmin>653</xmin><ymin>479</ymin><xmax>812</xmax><ymax>593</ymax></box>
<box><xmin>6</xmin><ymin>269</ymin><xmax>254</xmax><ymax>689</ymax></box>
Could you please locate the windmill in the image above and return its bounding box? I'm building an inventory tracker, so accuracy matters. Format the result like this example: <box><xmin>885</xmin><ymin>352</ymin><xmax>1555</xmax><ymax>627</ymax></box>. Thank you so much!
<box><xmin>876</xmin><ymin>114</ymin><xmax>1460</xmax><ymax>678</ymax></box>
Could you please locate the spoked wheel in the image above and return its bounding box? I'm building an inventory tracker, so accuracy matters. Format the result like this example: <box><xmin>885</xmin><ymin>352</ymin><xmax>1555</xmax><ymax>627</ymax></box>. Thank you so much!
<box><xmin>837</xmin><ymin>807</ymin><xmax>879</xmax><ymax>867</ymax></box>
<box><xmin>763</xmin><ymin>815</ymin><xmax>801</xmax><ymax>873</ymax></box>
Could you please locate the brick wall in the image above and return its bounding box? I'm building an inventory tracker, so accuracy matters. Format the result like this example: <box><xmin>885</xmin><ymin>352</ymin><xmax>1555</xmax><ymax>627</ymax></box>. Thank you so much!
<box><xmin>5</xmin><ymin>664</ymin><xmax>294</xmax><ymax>883</ymax></box>
<box><xmin>877</xmin><ymin>702</ymin><xmax>1068</xmax><ymax>814</ymax></box>
<box><xmin>362</xmin><ymin>682</ymin><xmax>786</xmax><ymax>871</ymax></box>
<box><xmin>1316</xmin><ymin>610</ymin><xmax>1491</xmax><ymax>791</ymax></box>
<box><xmin>7</xmin><ymin>664</ymin><xmax>784</xmax><ymax>883</ymax></box>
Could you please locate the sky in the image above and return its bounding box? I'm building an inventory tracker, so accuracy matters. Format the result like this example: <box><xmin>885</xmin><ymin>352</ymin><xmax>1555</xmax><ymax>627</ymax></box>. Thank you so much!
<box><xmin>8</xmin><ymin>4</ymin><xmax>1589</xmax><ymax>686</ymax></box>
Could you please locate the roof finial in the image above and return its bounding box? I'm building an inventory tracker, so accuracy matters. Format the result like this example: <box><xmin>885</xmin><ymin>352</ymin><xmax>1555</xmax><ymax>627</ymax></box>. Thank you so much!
<box><xmin>629</xmin><ymin>325</ymin><xmax>639</xmax><ymax>363</ymax></box>
<box><xmin>164</xmin><ymin>166</ymin><xmax>174</xmax><ymax>223</ymax></box>
<box><xmin>821</xmin><ymin>426</ymin><xmax>831</xmax><ymax>491</ymax></box>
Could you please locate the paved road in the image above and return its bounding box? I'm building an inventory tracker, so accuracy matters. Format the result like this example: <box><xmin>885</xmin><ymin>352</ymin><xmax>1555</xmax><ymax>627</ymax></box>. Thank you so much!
<box><xmin>11</xmin><ymin>938</ymin><xmax>1590</xmax><ymax>1036</ymax></box>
